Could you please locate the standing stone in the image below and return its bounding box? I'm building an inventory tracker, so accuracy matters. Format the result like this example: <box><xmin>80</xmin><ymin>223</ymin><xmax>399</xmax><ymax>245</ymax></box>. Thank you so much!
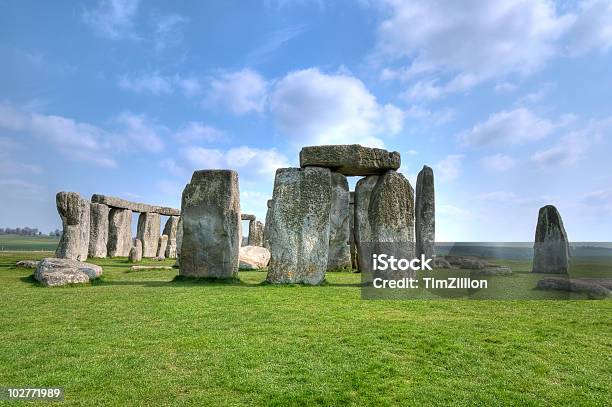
<box><xmin>163</xmin><ymin>216</ymin><xmax>180</xmax><ymax>240</ymax></box>
<box><xmin>263</xmin><ymin>199</ymin><xmax>273</xmax><ymax>250</ymax></box>
<box><xmin>248</xmin><ymin>220</ymin><xmax>265</xmax><ymax>247</ymax></box>
<box><xmin>266</xmin><ymin>167</ymin><xmax>332</xmax><ymax>285</ymax></box>
<box><xmin>89</xmin><ymin>203</ymin><xmax>109</xmax><ymax>258</ymax></box>
<box><xmin>176</xmin><ymin>217</ymin><xmax>183</xmax><ymax>257</ymax></box>
<box><xmin>415</xmin><ymin>165</ymin><xmax>435</xmax><ymax>260</ymax></box>
<box><xmin>129</xmin><ymin>239</ymin><xmax>142</xmax><ymax>262</ymax></box>
<box><xmin>355</xmin><ymin>170</ymin><xmax>415</xmax><ymax>272</ymax></box>
<box><xmin>166</xmin><ymin>238</ymin><xmax>177</xmax><ymax>258</ymax></box>
<box><xmin>532</xmin><ymin>205</ymin><xmax>570</xmax><ymax>274</ymax></box>
<box><xmin>107</xmin><ymin>208</ymin><xmax>132</xmax><ymax>257</ymax></box>
<box><xmin>327</xmin><ymin>172</ymin><xmax>352</xmax><ymax>271</ymax></box>
<box><xmin>349</xmin><ymin>192</ymin><xmax>358</xmax><ymax>269</ymax></box>
<box><xmin>55</xmin><ymin>192</ymin><xmax>90</xmax><ymax>261</ymax></box>
<box><xmin>137</xmin><ymin>212</ymin><xmax>161</xmax><ymax>258</ymax></box>
<box><xmin>300</xmin><ymin>144</ymin><xmax>401</xmax><ymax>176</ymax></box>
<box><xmin>157</xmin><ymin>235</ymin><xmax>169</xmax><ymax>259</ymax></box>
<box><xmin>180</xmin><ymin>170</ymin><xmax>241</xmax><ymax>279</ymax></box>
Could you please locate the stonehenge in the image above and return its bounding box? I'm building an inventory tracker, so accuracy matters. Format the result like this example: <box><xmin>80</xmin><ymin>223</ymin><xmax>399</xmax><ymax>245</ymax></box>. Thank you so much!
<box><xmin>91</xmin><ymin>194</ymin><xmax>180</xmax><ymax>216</ymax></box>
<box><xmin>327</xmin><ymin>172</ymin><xmax>351</xmax><ymax>271</ymax></box>
<box><xmin>55</xmin><ymin>192</ymin><xmax>90</xmax><ymax>261</ymax></box>
<box><xmin>300</xmin><ymin>144</ymin><xmax>400</xmax><ymax>176</ymax></box>
<box><xmin>137</xmin><ymin>212</ymin><xmax>161</xmax><ymax>258</ymax></box>
<box><xmin>180</xmin><ymin>170</ymin><xmax>241</xmax><ymax>279</ymax></box>
<box><xmin>248</xmin><ymin>220</ymin><xmax>264</xmax><ymax>247</ymax></box>
<box><xmin>89</xmin><ymin>203</ymin><xmax>109</xmax><ymax>258</ymax></box>
<box><xmin>107</xmin><ymin>208</ymin><xmax>132</xmax><ymax>257</ymax></box>
<box><xmin>532</xmin><ymin>205</ymin><xmax>570</xmax><ymax>274</ymax></box>
<box><xmin>415</xmin><ymin>165</ymin><xmax>435</xmax><ymax>259</ymax></box>
<box><xmin>129</xmin><ymin>239</ymin><xmax>143</xmax><ymax>262</ymax></box>
<box><xmin>35</xmin><ymin>257</ymin><xmax>103</xmax><ymax>287</ymax></box>
<box><xmin>157</xmin><ymin>235</ymin><xmax>169</xmax><ymax>259</ymax></box>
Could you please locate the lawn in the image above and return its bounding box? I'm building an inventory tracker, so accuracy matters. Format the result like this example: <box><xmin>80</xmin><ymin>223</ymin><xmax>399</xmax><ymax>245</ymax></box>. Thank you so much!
<box><xmin>0</xmin><ymin>251</ymin><xmax>610</xmax><ymax>406</ymax></box>
<box><xmin>0</xmin><ymin>235</ymin><xmax>59</xmax><ymax>252</ymax></box>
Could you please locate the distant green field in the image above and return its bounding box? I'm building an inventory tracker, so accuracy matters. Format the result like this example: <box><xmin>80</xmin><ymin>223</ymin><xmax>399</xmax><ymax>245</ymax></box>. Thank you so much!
<box><xmin>0</xmin><ymin>252</ymin><xmax>610</xmax><ymax>406</ymax></box>
<box><xmin>0</xmin><ymin>235</ymin><xmax>59</xmax><ymax>251</ymax></box>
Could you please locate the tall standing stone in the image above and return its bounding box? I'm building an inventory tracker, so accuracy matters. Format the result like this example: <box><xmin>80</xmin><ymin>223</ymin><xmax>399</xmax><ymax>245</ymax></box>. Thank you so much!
<box><xmin>263</xmin><ymin>199</ymin><xmax>273</xmax><ymax>250</ymax></box>
<box><xmin>415</xmin><ymin>165</ymin><xmax>435</xmax><ymax>260</ymax></box>
<box><xmin>349</xmin><ymin>192</ymin><xmax>358</xmax><ymax>269</ymax></box>
<box><xmin>137</xmin><ymin>212</ymin><xmax>161</xmax><ymax>258</ymax></box>
<box><xmin>180</xmin><ymin>170</ymin><xmax>240</xmax><ymax>279</ymax></box>
<box><xmin>55</xmin><ymin>192</ymin><xmax>90</xmax><ymax>261</ymax></box>
<box><xmin>355</xmin><ymin>170</ymin><xmax>415</xmax><ymax>272</ymax></box>
<box><xmin>157</xmin><ymin>235</ymin><xmax>169</xmax><ymax>259</ymax></box>
<box><xmin>327</xmin><ymin>172</ymin><xmax>352</xmax><ymax>271</ymax></box>
<box><xmin>163</xmin><ymin>215</ymin><xmax>180</xmax><ymax>258</ymax></box>
<box><xmin>89</xmin><ymin>203</ymin><xmax>109</xmax><ymax>258</ymax></box>
<box><xmin>266</xmin><ymin>167</ymin><xmax>332</xmax><ymax>285</ymax></box>
<box><xmin>175</xmin><ymin>217</ymin><xmax>183</xmax><ymax>258</ymax></box>
<box><xmin>129</xmin><ymin>239</ymin><xmax>142</xmax><ymax>262</ymax></box>
<box><xmin>248</xmin><ymin>220</ymin><xmax>265</xmax><ymax>247</ymax></box>
<box><xmin>532</xmin><ymin>205</ymin><xmax>570</xmax><ymax>274</ymax></box>
<box><xmin>107</xmin><ymin>209</ymin><xmax>132</xmax><ymax>257</ymax></box>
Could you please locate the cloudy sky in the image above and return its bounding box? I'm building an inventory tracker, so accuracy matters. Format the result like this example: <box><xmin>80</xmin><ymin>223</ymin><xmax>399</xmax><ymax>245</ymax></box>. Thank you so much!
<box><xmin>1</xmin><ymin>0</ymin><xmax>611</xmax><ymax>241</ymax></box>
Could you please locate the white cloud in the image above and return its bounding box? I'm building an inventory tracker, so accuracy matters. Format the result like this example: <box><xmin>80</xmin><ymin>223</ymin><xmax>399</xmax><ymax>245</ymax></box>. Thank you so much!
<box><xmin>160</xmin><ymin>159</ymin><xmax>187</xmax><ymax>178</ymax></box>
<box><xmin>246</xmin><ymin>25</ymin><xmax>306</xmax><ymax>64</ymax></box>
<box><xmin>458</xmin><ymin>108</ymin><xmax>554</xmax><ymax>147</ymax></box>
<box><xmin>183</xmin><ymin>146</ymin><xmax>289</xmax><ymax>178</ymax></box>
<box><xmin>173</xmin><ymin>122</ymin><xmax>224</xmax><ymax>144</ymax></box>
<box><xmin>154</xmin><ymin>14</ymin><xmax>188</xmax><ymax>51</ymax></box>
<box><xmin>269</xmin><ymin>68</ymin><xmax>404</xmax><ymax>146</ymax></box>
<box><xmin>372</xmin><ymin>0</ymin><xmax>573</xmax><ymax>97</ymax></box>
<box><xmin>563</xmin><ymin>0</ymin><xmax>612</xmax><ymax>56</ymax></box>
<box><xmin>435</xmin><ymin>154</ymin><xmax>463</xmax><ymax>182</ymax></box>
<box><xmin>205</xmin><ymin>69</ymin><xmax>268</xmax><ymax>115</ymax></box>
<box><xmin>494</xmin><ymin>82</ymin><xmax>518</xmax><ymax>93</ymax></box>
<box><xmin>83</xmin><ymin>0</ymin><xmax>140</xmax><ymax>40</ymax></box>
<box><xmin>531</xmin><ymin>132</ymin><xmax>590</xmax><ymax>167</ymax></box>
<box><xmin>115</xmin><ymin>112</ymin><xmax>165</xmax><ymax>153</ymax></box>
<box><xmin>118</xmin><ymin>72</ymin><xmax>173</xmax><ymax>95</ymax></box>
<box><xmin>174</xmin><ymin>75</ymin><xmax>202</xmax><ymax>97</ymax></box>
<box><xmin>481</xmin><ymin>153</ymin><xmax>517</xmax><ymax>172</ymax></box>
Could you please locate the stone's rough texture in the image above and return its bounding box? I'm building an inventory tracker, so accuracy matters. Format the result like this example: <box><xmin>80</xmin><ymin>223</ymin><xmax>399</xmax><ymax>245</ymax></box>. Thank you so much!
<box><xmin>239</xmin><ymin>246</ymin><xmax>271</xmax><ymax>270</ymax></box>
<box><xmin>537</xmin><ymin>277</ymin><xmax>611</xmax><ymax>299</ymax></box>
<box><xmin>107</xmin><ymin>209</ymin><xmax>132</xmax><ymax>257</ymax></box>
<box><xmin>88</xmin><ymin>203</ymin><xmax>109</xmax><ymax>258</ymax></box>
<box><xmin>176</xmin><ymin>217</ymin><xmax>183</xmax><ymax>256</ymax></box>
<box><xmin>128</xmin><ymin>239</ymin><xmax>142</xmax><ymax>262</ymax></box>
<box><xmin>266</xmin><ymin>167</ymin><xmax>332</xmax><ymax>285</ymax></box>
<box><xmin>55</xmin><ymin>192</ymin><xmax>90</xmax><ymax>261</ymax></box>
<box><xmin>433</xmin><ymin>257</ymin><xmax>451</xmax><ymax>269</ymax></box>
<box><xmin>180</xmin><ymin>170</ymin><xmax>241</xmax><ymax>279</ymax></box>
<box><xmin>472</xmin><ymin>266</ymin><xmax>513</xmax><ymax>276</ymax></box>
<box><xmin>349</xmin><ymin>192</ymin><xmax>358</xmax><ymax>269</ymax></box>
<box><xmin>241</xmin><ymin>214</ymin><xmax>256</xmax><ymax>221</ymax></box>
<box><xmin>532</xmin><ymin>205</ymin><xmax>570</xmax><ymax>274</ymax></box>
<box><xmin>137</xmin><ymin>212</ymin><xmax>161</xmax><ymax>258</ymax></box>
<box><xmin>157</xmin><ymin>235</ymin><xmax>169</xmax><ymax>259</ymax></box>
<box><xmin>248</xmin><ymin>220</ymin><xmax>265</xmax><ymax>247</ymax></box>
<box><xmin>91</xmin><ymin>194</ymin><xmax>180</xmax><ymax>216</ymax></box>
<box><xmin>131</xmin><ymin>265</ymin><xmax>174</xmax><ymax>271</ymax></box>
<box><xmin>34</xmin><ymin>257</ymin><xmax>102</xmax><ymax>287</ymax></box>
<box><xmin>166</xmin><ymin>238</ymin><xmax>177</xmax><ymax>258</ymax></box>
<box><xmin>263</xmin><ymin>200</ymin><xmax>273</xmax><ymax>250</ymax></box>
<box><xmin>354</xmin><ymin>170</ymin><xmax>415</xmax><ymax>272</ymax></box>
<box><xmin>16</xmin><ymin>260</ymin><xmax>39</xmax><ymax>268</ymax></box>
<box><xmin>163</xmin><ymin>216</ymin><xmax>180</xmax><ymax>240</ymax></box>
<box><xmin>327</xmin><ymin>172</ymin><xmax>352</xmax><ymax>271</ymax></box>
<box><xmin>415</xmin><ymin>165</ymin><xmax>435</xmax><ymax>259</ymax></box>
<box><xmin>300</xmin><ymin>144</ymin><xmax>401</xmax><ymax>176</ymax></box>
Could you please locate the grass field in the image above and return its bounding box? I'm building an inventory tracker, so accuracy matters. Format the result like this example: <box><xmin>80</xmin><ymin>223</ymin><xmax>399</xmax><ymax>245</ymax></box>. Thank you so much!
<box><xmin>0</xmin><ymin>251</ymin><xmax>610</xmax><ymax>406</ymax></box>
<box><xmin>0</xmin><ymin>235</ymin><xmax>59</xmax><ymax>252</ymax></box>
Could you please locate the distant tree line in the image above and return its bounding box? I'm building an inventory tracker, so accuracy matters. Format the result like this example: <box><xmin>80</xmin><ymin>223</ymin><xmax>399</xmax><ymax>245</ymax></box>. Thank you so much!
<box><xmin>0</xmin><ymin>227</ymin><xmax>61</xmax><ymax>236</ymax></box>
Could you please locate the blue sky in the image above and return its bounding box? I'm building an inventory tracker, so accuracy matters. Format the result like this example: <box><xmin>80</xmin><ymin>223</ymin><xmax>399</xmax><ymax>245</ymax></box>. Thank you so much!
<box><xmin>1</xmin><ymin>0</ymin><xmax>611</xmax><ymax>241</ymax></box>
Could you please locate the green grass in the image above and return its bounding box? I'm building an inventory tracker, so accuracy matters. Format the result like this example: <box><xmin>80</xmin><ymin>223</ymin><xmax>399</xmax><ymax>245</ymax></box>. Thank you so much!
<box><xmin>0</xmin><ymin>235</ymin><xmax>59</xmax><ymax>252</ymax></box>
<box><xmin>0</xmin><ymin>252</ymin><xmax>610</xmax><ymax>406</ymax></box>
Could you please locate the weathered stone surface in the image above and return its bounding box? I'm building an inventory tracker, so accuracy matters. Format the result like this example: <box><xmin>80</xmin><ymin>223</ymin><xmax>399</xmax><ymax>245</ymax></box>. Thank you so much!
<box><xmin>163</xmin><ymin>216</ymin><xmax>180</xmax><ymax>240</ymax></box>
<box><xmin>55</xmin><ymin>192</ymin><xmax>90</xmax><ymax>261</ymax></box>
<box><xmin>433</xmin><ymin>257</ymin><xmax>451</xmax><ymax>269</ymax></box>
<box><xmin>15</xmin><ymin>260</ymin><xmax>39</xmax><ymax>268</ymax></box>
<box><xmin>180</xmin><ymin>170</ymin><xmax>240</xmax><ymax>279</ymax></box>
<box><xmin>137</xmin><ymin>212</ymin><xmax>161</xmax><ymax>258</ymax></box>
<box><xmin>263</xmin><ymin>200</ymin><xmax>273</xmax><ymax>250</ymax></box>
<box><xmin>354</xmin><ymin>170</ymin><xmax>415</xmax><ymax>272</ymax></box>
<box><xmin>532</xmin><ymin>205</ymin><xmax>570</xmax><ymax>274</ymax></box>
<box><xmin>89</xmin><ymin>203</ymin><xmax>109</xmax><ymax>258</ymax></box>
<box><xmin>248</xmin><ymin>220</ymin><xmax>265</xmax><ymax>247</ymax></box>
<box><xmin>537</xmin><ymin>277</ymin><xmax>611</xmax><ymax>299</ymax></box>
<box><xmin>34</xmin><ymin>257</ymin><xmax>102</xmax><ymax>287</ymax></box>
<box><xmin>300</xmin><ymin>144</ymin><xmax>400</xmax><ymax>176</ymax></box>
<box><xmin>107</xmin><ymin>208</ymin><xmax>132</xmax><ymax>257</ymax></box>
<box><xmin>91</xmin><ymin>194</ymin><xmax>180</xmax><ymax>216</ymax></box>
<box><xmin>239</xmin><ymin>246</ymin><xmax>271</xmax><ymax>270</ymax></box>
<box><xmin>471</xmin><ymin>266</ymin><xmax>513</xmax><ymax>276</ymax></box>
<box><xmin>166</xmin><ymin>238</ymin><xmax>177</xmax><ymax>258</ymax></box>
<box><xmin>415</xmin><ymin>165</ymin><xmax>435</xmax><ymax>259</ymax></box>
<box><xmin>130</xmin><ymin>265</ymin><xmax>174</xmax><ymax>271</ymax></box>
<box><xmin>327</xmin><ymin>172</ymin><xmax>351</xmax><ymax>271</ymax></box>
<box><xmin>156</xmin><ymin>235</ymin><xmax>169</xmax><ymax>259</ymax></box>
<box><xmin>128</xmin><ymin>239</ymin><xmax>142</xmax><ymax>262</ymax></box>
<box><xmin>241</xmin><ymin>214</ymin><xmax>256</xmax><ymax>221</ymax></box>
<box><xmin>176</xmin><ymin>217</ymin><xmax>183</xmax><ymax>257</ymax></box>
<box><xmin>266</xmin><ymin>167</ymin><xmax>332</xmax><ymax>285</ymax></box>
<box><xmin>349</xmin><ymin>191</ymin><xmax>358</xmax><ymax>269</ymax></box>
